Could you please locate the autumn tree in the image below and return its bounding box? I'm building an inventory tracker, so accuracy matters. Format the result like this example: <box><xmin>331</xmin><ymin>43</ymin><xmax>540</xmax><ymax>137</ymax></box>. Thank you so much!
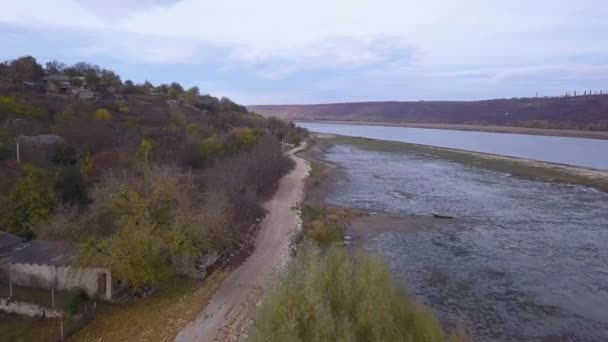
<box><xmin>72</xmin><ymin>166</ymin><xmax>235</xmax><ymax>286</ymax></box>
<box><xmin>45</xmin><ymin>60</ymin><xmax>67</xmax><ymax>74</ymax></box>
<box><xmin>0</xmin><ymin>164</ymin><xmax>55</xmax><ymax>237</ymax></box>
<box><xmin>6</xmin><ymin>56</ymin><xmax>44</xmax><ymax>82</ymax></box>
<box><xmin>94</xmin><ymin>108</ymin><xmax>112</xmax><ymax>121</ymax></box>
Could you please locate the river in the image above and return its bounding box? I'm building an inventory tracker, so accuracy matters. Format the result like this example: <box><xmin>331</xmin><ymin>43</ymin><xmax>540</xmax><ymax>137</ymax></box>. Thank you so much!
<box><xmin>297</xmin><ymin>122</ymin><xmax>608</xmax><ymax>170</ymax></box>
<box><xmin>304</xmin><ymin>123</ymin><xmax>608</xmax><ymax>341</ymax></box>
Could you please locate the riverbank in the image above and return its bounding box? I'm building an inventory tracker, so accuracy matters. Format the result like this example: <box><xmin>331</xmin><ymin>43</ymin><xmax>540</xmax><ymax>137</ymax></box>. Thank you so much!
<box><xmin>314</xmin><ymin>133</ymin><xmax>608</xmax><ymax>193</ymax></box>
<box><xmin>297</xmin><ymin>120</ymin><xmax>608</xmax><ymax>140</ymax></box>
<box><xmin>301</xmin><ymin>133</ymin><xmax>608</xmax><ymax>341</ymax></box>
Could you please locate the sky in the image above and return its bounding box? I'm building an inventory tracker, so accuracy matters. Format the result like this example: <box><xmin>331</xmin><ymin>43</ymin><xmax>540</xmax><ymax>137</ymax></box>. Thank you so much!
<box><xmin>1</xmin><ymin>0</ymin><xmax>607</xmax><ymax>104</ymax></box>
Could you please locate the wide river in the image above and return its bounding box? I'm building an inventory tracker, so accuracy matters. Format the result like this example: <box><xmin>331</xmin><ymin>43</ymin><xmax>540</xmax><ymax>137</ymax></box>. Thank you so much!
<box><xmin>303</xmin><ymin>122</ymin><xmax>608</xmax><ymax>341</ymax></box>
<box><xmin>298</xmin><ymin>122</ymin><xmax>608</xmax><ymax>170</ymax></box>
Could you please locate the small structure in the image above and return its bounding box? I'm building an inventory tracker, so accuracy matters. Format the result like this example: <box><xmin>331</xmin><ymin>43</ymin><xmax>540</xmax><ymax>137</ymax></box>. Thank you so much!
<box><xmin>16</xmin><ymin>134</ymin><xmax>64</xmax><ymax>163</ymax></box>
<box><xmin>0</xmin><ymin>231</ymin><xmax>113</xmax><ymax>301</ymax></box>
<box><xmin>22</xmin><ymin>81</ymin><xmax>44</xmax><ymax>93</ymax></box>
<box><xmin>78</xmin><ymin>89</ymin><xmax>95</xmax><ymax>100</ymax></box>
<box><xmin>42</xmin><ymin>75</ymin><xmax>71</xmax><ymax>94</ymax></box>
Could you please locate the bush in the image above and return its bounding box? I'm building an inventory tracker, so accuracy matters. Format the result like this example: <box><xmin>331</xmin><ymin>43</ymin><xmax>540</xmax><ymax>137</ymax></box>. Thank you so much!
<box><xmin>94</xmin><ymin>109</ymin><xmax>112</xmax><ymax>121</ymax></box>
<box><xmin>307</xmin><ymin>219</ymin><xmax>343</xmax><ymax>245</ymax></box>
<box><xmin>70</xmin><ymin>166</ymin><xmax>235</xmax><ymax>287</ymax></box>
<box><xmin>301</xmin><ymin>205</ymin><xmax>344</xmax><ymax>245</ymax></box>
<box><xmin>250</xmin><ymin>244</ymin><xmax>456</xmax><ymax>342</ymax></box>
<box><xmin>63</xmin><ymin>289</ymin><xmax>88</xmax><ymax>316</ymax></box>
<box><xmin>55</xmin><ymin>165</ymin><xmax>89</xmax><ymax>206</ymax></box>
<box><xmin>0</xmin><ymin>164</ymin><xmax>55</xmax><ymax>237</ymax></box>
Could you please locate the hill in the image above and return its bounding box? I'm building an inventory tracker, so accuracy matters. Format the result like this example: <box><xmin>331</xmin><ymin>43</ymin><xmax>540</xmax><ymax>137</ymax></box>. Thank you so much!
<box><xmin>249</xmin><ymin>96</ymin><xmax>608</xmax><ymax>131</ymax></box>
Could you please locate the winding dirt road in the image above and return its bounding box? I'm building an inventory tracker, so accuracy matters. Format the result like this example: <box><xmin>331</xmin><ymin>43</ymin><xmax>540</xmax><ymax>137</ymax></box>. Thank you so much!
<box><xmin>175</xmin><ymin>144</ymin><xmax>310</xmax><ymax>342</ymax></box>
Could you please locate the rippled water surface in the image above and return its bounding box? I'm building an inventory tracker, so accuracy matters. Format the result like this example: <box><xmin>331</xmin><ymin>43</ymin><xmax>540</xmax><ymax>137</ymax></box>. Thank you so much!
<box><xmin>324</xmin><ymin>144</ymin><xmax>608</xmax><ymax>341</ymax></box>
<box><xmin>299</xmin><ymin>122</ymin><xmax>608</xmax><ymax>170</ymax></box>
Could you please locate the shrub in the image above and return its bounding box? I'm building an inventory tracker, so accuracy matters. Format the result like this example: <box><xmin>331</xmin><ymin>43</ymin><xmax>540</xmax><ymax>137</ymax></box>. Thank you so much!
<box><xmin>94</xmin><ymin>108</ymin><xmax>112</xmax><ymax>121</ymax></box>
<box><xmin>301</xmin><ymin>205</ymin><xmax>344</xmax><ymax>245</ymax></box>
<box><xmin>55</xmin><ymin>165</ymin><xmax>89</xmax><ymax>206</ymax></box>
<box><xmin>0</xmin><ymin>164</ymin><xmax>55</xmax><ymax>238</ymax></box>
<box><xmin>250</xmin><ymin>244</ymin><xmax>454</xmax><ymax>342</ymax></box>
<box><xmin>186</xmin><ymin>123</ymin><xmax>201</xmax><ymax>135</ymax></box>
<box><xmin>72</xmin><ymin>166</ymin><xmax>235</xmax><ymax>286</ymax></box>
<box><xmin>63</xmin><ymin>289</ymin><xmax>88</xmax><ymax>316</ymax></box>
<box><xmin>307</xmin><ymin>219</ymin><xmax>343</xmax><ymax>246</ymax></box>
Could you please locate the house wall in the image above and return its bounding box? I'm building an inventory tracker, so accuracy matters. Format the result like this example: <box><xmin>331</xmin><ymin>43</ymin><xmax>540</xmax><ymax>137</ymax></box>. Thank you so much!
<box><xmin>2</xmin><ymin>263</ymin><xmax>112</xmax><ymax>300</ymax></box>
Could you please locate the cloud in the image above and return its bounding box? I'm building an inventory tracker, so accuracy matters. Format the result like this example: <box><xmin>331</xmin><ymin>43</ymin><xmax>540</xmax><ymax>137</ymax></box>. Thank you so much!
<box><xmin>1</xmin><ymin>0</ymin><xmax>608</xmax><ymax>104</ymax></box>
<box><xmin>75</xmin><ymin>0</ymin><xmax>182</xmax><ymax>23</ymax></box>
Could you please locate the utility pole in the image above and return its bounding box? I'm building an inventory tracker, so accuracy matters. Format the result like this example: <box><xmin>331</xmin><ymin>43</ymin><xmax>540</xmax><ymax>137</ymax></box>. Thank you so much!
<box><xmin>16</xmin><ymin>140</ymin><xmax>20</xmax><ymax>163</ymax></box>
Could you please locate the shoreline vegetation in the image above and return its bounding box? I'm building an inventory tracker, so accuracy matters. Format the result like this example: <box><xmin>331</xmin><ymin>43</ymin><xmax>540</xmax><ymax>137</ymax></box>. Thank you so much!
<box><xmin>248</xmin><ymin>139</ymin><xmax>467</xmax><ymax>341</ymax></box>
<box><xmin>249</xmin><ymin>132</ymin><xmax>608</xmax><ymax>341</ymax></box>
<box><xmin>322</xmin><ymin>134</ymin><xmax>608</xmax><ymax>193</ymax></box>
<box><xmin>296</xmin><ymin>120</ymin><xmax>608</xmax><ymax>140</ymax></box>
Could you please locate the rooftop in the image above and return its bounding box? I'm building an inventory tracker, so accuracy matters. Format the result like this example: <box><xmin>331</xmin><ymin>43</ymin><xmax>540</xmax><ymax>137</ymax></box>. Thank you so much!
<box><xmin>2</xmin><ymin>240</ymin><xmax>78</xmax><ymax>266</ymax></box>
<box><xmin>17</xmin><ymin>134</ymin><xmax>64</xmax><ymax>145</ymax></box>
<box><xmin>0</xmin><ymin>231</ymin><xmax>24</xmax><ymax>253</ymax></box>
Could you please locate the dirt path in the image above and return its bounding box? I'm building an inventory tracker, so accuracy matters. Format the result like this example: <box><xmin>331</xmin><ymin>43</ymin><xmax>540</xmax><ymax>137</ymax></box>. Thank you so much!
<box><xmin>175</xmin><ymin>143</ymin><xmax>310</xmax><ymax>342</ymax></box>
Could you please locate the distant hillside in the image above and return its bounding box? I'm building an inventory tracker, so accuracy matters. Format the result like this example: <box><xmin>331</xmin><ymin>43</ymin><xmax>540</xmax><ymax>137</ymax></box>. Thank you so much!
<box><xmin>249</xmin><ymin>96</ymin><xmax>608</xmax><ymax>131</ymax></box>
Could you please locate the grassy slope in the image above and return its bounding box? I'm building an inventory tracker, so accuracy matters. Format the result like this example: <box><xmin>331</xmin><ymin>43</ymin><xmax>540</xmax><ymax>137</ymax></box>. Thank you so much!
<box><xmin>71</xmin><ymin>271</ymin><xmax>228</xmax><ymax>341</ymax></box>
<box><xmin>0</xmin><ymin>271</ymin><xmax>228</xmax><ymax>342</ymax></box>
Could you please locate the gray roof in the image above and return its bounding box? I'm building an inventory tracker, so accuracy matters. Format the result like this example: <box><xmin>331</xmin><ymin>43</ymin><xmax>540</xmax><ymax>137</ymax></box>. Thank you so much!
<box><xmin>2</xmin><ymin>240</ymin><xmax>78</xmax><ymax>266</ymax></box>
<box><xmin>0</xmin><ymin>231</ymin><xmax>24</xmax><ymax>253</ymax></box>
<box><xmin>17</xmin><ymin>134</ymin><xmax>64</xmax><ymax>145</ymax></box>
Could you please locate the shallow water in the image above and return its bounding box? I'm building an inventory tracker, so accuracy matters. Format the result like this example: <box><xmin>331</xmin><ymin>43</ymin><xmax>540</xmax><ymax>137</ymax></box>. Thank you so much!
<box><xmin>299</xmin><ymin>122</ymin><xmax>608</xmax><ymax>170</ymax></box>
<box><xmin>324</xmin><ymin>144</ymin><xmax>608</xmax><ymax>341</ymax></box>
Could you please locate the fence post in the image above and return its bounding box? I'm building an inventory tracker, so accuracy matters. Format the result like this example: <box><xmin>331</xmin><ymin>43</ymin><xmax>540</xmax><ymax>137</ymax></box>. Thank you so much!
<box><xmin>52</xmin><ymin>288</ymin><xmax>55</xmax><ymax>307</ymax></box>
<box><xmin>60</xmin><ymin>319</ymin><xmax>64</xmax><ymax>341</ymax></box>
<box><xmin>9</xmin><ymin>279</ymin><xmax>13</xmax><ymax>298</ymax></box>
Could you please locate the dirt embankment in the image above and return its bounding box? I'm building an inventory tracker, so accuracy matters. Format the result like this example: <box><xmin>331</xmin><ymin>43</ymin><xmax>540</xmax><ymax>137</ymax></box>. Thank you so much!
<box><xmin>174</xmin><ymin>143</ymin><xmax>310</xmax><ymax>342</ymax></box>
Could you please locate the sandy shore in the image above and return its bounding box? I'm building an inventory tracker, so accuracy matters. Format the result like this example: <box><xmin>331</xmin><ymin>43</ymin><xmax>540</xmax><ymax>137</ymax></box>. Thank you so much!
<box><xmin>297</xmin><ymin>120</ymin><xmax>608</xmax><ymax>140</ymax></box>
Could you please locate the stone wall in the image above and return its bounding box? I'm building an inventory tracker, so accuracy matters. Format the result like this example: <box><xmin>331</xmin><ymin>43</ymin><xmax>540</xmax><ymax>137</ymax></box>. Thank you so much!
<box><xmin>0</xmin><ymin>298</ymin><xmax>63</xmax><ymax>318</ymax></box>
<box><xmin>2</xmin><ymin>263</ymin><xmax>112</xmax><ymax>300</ymax></box>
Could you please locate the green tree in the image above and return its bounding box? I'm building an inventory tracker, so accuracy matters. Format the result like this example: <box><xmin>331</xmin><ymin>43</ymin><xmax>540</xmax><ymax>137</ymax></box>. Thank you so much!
<box><xmin>45</xmin><ymin>60</ymin><xmax>66</xmax><ymax>74</ymax></box>
<box><xmin>168</xmin><ymin>88</ymin><xmax>179</xmax><ymax>100</ymax></box>
<box><xmin>94</xmin><ymin>108</ymin><xmax>112</xmax><ymax>121</ymax></box>
<box><xmin>0</xmin><ymin>164</ymin><xmax>55</xmax><ymax>237</ymax></box>
<box><xmin>197</xmin><ymin>135</ymin><xmax>224</xmax><ymax>166</ymax></box>
<box><xmin>184</xmin><ymin>86</ymin><xmax>200</xmax><ymax>103</ymax></box>
<box><xmin>186</xmin><ymin>123</ymin><xmax>201</xmax><ymax>135</ymax></box>
<box><xmin>136</xmin><ymin>138</ymin><xmax>154</xmax><ymax>166</ymax></box>
<box><xmin>99</xmin><ymin>69</ymin><xmax>122</xmax><ymax>89</ymax></box>
<box><xmin>55</xmin><ymin>166</ymin><xmax>89</xmax><ymax>207</ymax></box>
<box><xmin>7</xmin><ymin>56</ymin><xmax>44</xmax><ymax>82</ymax></box>
<box><xmin>84</xmin><ymin>72</ymin><xmax>101</xmax><ymax>87</ymax></box>
<box><xmin>228</xmin><ymin>127</ymin><xmax>263</xmax><ymax>152</ymax></box>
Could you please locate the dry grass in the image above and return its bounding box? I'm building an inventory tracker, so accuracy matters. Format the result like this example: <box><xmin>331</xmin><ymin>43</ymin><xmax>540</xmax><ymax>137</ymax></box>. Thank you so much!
<box><xmin>71</xmin><ymin>271</ymin><xmax>228</xmax><ymax>342</ymax></box>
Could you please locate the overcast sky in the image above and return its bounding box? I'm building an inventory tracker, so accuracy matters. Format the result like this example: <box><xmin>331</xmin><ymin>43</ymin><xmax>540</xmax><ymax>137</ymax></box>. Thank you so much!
<box><xmin>1</xmin><ymin>0</ymin><xmax>607</xmax><ymax>104</ymax></box>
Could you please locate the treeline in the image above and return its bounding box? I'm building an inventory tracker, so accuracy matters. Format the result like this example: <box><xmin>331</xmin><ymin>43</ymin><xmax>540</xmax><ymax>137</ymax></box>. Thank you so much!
<box><xmin>0</xmin><ymin>55</ymin><xmax>308</xmax><ymax>286</ymax></box>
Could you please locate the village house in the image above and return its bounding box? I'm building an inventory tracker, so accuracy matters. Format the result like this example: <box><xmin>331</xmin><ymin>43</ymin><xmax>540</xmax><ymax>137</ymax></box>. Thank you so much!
<box><xmin>0</xmin><ymin>231</ymin><xmax>114</xmax><ymax>301</ymax></box>
<box><xmin>42</xmin><ymin>75</ymin><xmax>71</xmax><ymax>94</ymax></box>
